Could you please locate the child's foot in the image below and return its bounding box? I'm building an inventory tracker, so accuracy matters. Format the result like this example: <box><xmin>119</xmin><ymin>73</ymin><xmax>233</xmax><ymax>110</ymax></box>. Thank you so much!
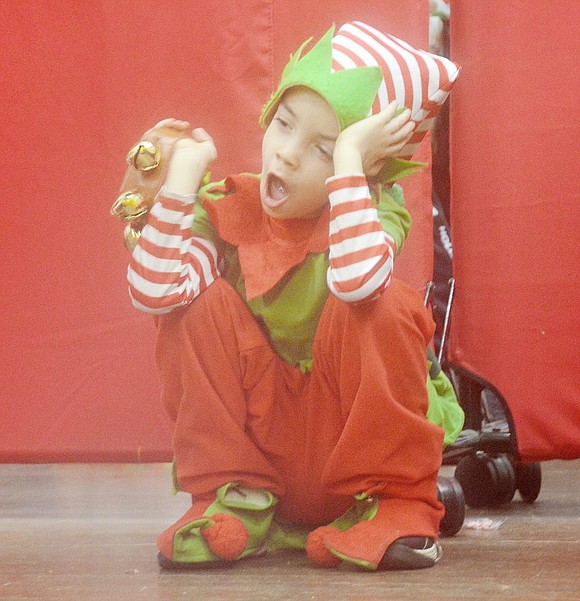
<box><xmin>306</xmin><ymin>494</ymin><xmax>442</xmax><ymax>571</ymax></box>
<box><xmin>379</xmin><ymin>536</ymin><xmax>442</xmax><ymax>570</ymax></box>
<box><xmin>156</xmin><ymin>483</ymin><xmax>277</xmax><ymax>569</ymax></box>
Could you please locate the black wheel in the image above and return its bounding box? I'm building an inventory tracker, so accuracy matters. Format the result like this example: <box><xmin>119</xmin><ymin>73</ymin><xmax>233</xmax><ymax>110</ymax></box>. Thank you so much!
<box><xmin>455</xmin><ymin>452</ymin><xmax>516</xmax><ymax>508</ymax></box>
<box><xmin>514</xmin><ymin>462</ymin><xmax>542</xmax><ymax>503</ymax></box>
<box><xmin>490</xmin><ymin>454</ymin><xmax>517</xmax><ymax>506</ymax></box>
<box><xmin>437</xmin><ymin>476</ymin><xmax>465</xmax><ymax>537</ymax></box>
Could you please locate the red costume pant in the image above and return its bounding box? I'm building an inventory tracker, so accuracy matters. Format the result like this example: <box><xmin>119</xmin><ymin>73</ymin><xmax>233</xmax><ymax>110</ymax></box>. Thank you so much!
<box><xmin>155</xmin><ymin>277</ymin><xmax>444</xmax><ymax>530</ymax></box>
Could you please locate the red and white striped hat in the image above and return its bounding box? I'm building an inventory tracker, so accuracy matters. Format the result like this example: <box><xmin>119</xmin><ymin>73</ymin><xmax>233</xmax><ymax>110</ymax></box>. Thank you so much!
<box><xmin>331</xmin><ymin>21</ymin><xmax>460</xmax><ymax>160</ymax></box>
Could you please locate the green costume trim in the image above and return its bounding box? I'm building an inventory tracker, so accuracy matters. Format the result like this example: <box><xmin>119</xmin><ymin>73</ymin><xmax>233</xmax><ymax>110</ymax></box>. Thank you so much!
<box><xmin>426</xmin><ymin>348</ymin><xmax>465</xmax><ymax>445</ymax></box>
<box><xmin>172</xmin><ymin>483</ymin><xmax>277</xmax><ymax>563</ymax></box>
<box><xmin>267</xmin><ymin>520</ymin><xmax>311</xmax><ymax>552</ymax></box>
<box><xmin>376</xmin><ymin>157</ymin><xmax>426</xmax><ymax>184</ymax></box>
<box><xmin>267</xmin><ymin>494</ymin><xmax>379</xmax><ymax>561</ymax></box>
<box><xmin>327</xmin><ymin>492</ymin><xmax>380</xmax><ymax>531</ymax></box>
<box><xmin>247</xmin><ymin>253</ymin><xmax>328</xmax><ymax>373</ymax></box>
<box><xmin>315</xmin><ymin>493</ymin><xmax>380</xmax><ymax>570</ymax></box>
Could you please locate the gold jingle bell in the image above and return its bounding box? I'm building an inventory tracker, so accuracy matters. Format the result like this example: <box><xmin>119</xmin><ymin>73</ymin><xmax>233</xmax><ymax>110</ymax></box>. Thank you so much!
<box><xmin>123</xmin><ymin>224</ymin><xmax>142</xmax><ymax>252</ymax></box>
<box><xmin>126</xmin><ymin>140</ymin><xmax>161</xmax><ymax>171</ymax></box>
<box><xmin>110</xmin><ymin>191</ymin><xmax>149</xmax><ymax>221</ymax></box>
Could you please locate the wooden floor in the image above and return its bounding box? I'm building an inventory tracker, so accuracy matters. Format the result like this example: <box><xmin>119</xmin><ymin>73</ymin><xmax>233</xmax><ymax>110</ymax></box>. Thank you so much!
<box><xmin>1</xmin><ymin>460</ymin><xmax>578</xmax><ymax>601</ymax></box>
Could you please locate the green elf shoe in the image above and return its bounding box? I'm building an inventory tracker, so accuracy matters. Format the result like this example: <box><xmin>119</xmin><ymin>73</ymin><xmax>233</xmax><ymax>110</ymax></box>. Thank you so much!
<box><xmin>306</xmin><ymin>493</ymin><xmax>442</xmax><ymax>571</ymax></box>
<box><xmin>267</xmin><ymin>519</ymin><xmax>310</xmax><ymax>552</ymax></box>
<box><xmin>157</xmin><ymin>482</ymin><xmax>277</xmax><ymax>569</ymax></box>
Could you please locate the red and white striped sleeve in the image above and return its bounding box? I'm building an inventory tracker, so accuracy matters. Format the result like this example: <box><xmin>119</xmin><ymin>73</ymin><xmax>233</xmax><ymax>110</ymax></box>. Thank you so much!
<box><xmin>127</xmin><ymin>188</ymin><xmax>219</xmax><ymax>314</ymax></box>
<box><xmin>325</xmin><ymin>174</ymin><xmax>395</xmax><ymax>303</ymax></box>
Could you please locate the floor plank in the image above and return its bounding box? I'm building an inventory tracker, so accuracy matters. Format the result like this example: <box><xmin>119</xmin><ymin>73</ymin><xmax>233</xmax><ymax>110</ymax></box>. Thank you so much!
<box><xmin>1</xmin><ymin>461</ymin><xmax>578</xmax><ymax>601</ymax></box>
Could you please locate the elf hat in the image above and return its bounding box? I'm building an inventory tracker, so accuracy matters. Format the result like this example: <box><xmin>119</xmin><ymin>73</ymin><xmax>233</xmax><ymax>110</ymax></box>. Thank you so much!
<box><xmin>260</xmin><ymin>21</ymin><xmax>460</xmax><ymax>162</ymax></box>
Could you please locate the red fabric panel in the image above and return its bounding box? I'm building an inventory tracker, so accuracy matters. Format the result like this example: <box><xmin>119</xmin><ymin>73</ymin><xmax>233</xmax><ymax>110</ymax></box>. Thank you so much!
<box><xmin>449</xmin><ymin>1</ymin><xmax>580</xmax><ymax>460</ymax></box>
<box><xmin>0</xmin><ymin>1</ymin><xmax>430</xmax><ymax>462</ymax></box>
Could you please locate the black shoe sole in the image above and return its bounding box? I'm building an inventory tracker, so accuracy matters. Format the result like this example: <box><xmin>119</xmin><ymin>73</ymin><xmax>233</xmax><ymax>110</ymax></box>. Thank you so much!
<box><xmin>378</xmin><ymin>540</ymin><xmax>441</xmax><ymax>571</ymax></box>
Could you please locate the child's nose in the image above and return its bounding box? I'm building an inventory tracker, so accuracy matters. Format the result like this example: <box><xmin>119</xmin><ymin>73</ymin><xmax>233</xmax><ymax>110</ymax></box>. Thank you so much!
<box><xmin>276</xmin><ymin>140</ymin><xmax>300</xmax><ymax>168</ymax></box>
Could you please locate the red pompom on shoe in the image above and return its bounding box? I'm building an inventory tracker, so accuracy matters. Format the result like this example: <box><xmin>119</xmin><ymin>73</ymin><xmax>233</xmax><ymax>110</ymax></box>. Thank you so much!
<box><xmin>201</xmin><ymin>513</ymin><xmax>249</xmax><ymax>560</ymax></box>
<box><xmin>306</xmin><ymin>527</ymin><xmax>341</xmax><ymax>568</ymax></box>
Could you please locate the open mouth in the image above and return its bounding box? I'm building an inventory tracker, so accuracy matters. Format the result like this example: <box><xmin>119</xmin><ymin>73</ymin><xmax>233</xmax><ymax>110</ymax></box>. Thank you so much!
<box><xmin>261</xmin><ymin>173</ymin><xmax>289</xmax><ymax>209</ymax></box>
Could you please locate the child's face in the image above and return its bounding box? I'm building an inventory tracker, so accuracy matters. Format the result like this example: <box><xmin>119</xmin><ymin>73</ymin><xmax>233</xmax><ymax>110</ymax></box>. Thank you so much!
<box><xmin>260</xmin><ymin>87</ymin><xmax>339</xmax><ymax>220</ymax></box>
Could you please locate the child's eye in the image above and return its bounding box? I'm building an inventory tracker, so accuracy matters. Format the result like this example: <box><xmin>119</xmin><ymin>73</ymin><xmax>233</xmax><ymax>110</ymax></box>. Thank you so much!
<box><xmin>315</xmin><ymin>145</ymin><xmax>332</xmax><ymax>160</ymax></box>
<box><xmin>274</xmin><ymin>117</ymin><xmax>289</xmax><ymax>128</ymax></box>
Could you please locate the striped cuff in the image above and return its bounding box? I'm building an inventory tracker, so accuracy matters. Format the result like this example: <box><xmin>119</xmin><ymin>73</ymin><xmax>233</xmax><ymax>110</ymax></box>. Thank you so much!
<box><xmin>326</xmin><ymin>173</ymin><xmax>367</xmax><ymax>191</ymax></box>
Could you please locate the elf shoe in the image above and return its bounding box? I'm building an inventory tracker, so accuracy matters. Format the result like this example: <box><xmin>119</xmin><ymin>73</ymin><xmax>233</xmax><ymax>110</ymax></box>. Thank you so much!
<box><xmin>306</xmin><ymin>493</ymin><xmax>442</xmax><ymax>571</ymax></box>
<box><xmin>157</xmin><ymin>482</ymin><xmax>277</xmax><ymax>569</ymax></box>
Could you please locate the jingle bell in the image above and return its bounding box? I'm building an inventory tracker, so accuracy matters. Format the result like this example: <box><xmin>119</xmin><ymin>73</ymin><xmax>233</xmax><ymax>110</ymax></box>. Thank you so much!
<box><xmin>110</xmin><ymin>192</ymin><xmax>149</xmax><ymax>221</ymax></box>
<box><xmin>123</xmin><ymin>224</ymin><xmax>142</xmax><ymax>251</ymax></box>
<box><xmin>126</xmin><ymin>140</ymin><xmax>161</xmax><ymax>171</ymax></box>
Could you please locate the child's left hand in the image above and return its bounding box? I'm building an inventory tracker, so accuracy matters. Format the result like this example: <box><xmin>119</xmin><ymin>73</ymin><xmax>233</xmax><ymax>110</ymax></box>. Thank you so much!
<box><xmin>333</xmin><ymin>101</ymin><xmax>415</xmax><ymax>177</ymax></box>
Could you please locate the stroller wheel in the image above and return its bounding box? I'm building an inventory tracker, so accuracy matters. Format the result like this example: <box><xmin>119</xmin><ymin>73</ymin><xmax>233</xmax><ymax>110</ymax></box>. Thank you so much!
<box><xmin>455</xmin><ymin>452</ymin><xmax>516</xmax><ymax>508</ymax></box>
<box><xmin>490</xmin><ymin>454</ymin><xmax>517</xmax><ymax>506</ymax></box>
<box><xmin>514</xmin><ymin>461</ymin><xmax>542</xmax><ymax>503</ymax></box>
<box><xmin>437</xmin><ymin>476</ymin><xmax>465</xmax><ymax>537</ymax></box>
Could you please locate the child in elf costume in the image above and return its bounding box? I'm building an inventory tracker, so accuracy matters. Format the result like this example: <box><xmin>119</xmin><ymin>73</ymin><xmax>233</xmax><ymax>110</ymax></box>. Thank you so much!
<box><xmin>115</xmin><ymin>22</ymin><xmax>463</xmax><ymax>571</ymax></box>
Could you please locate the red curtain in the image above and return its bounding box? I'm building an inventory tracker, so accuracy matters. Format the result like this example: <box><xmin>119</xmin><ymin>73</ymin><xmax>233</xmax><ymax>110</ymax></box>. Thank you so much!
<box><xmin>449</xmin><ymin>0</ymin><xmax>580</xmax><ymax>461</ymax></box>
<box><xmin>0</xmin><ymin>1</ymin><xmax>431</xmax><ymax>461</ymax></box>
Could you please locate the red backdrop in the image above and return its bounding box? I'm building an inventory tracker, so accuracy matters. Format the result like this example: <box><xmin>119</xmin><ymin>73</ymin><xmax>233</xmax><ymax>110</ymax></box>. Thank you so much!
<box><xmin>449</xmin><ymin>0</ymin><xmax>580</xmax><ymax>461</ymax></box>
<box><xmin>0</xmin><ymin>1</ymin><xmax>432</xmax><ymax>462</ymax></box>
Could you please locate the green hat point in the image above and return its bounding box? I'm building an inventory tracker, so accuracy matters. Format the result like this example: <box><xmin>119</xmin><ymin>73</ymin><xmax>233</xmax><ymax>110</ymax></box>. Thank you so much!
<box><xmin>260</xmin><ymin>25</ymin><xmax>383</xmax><ymax>131</ymax></box>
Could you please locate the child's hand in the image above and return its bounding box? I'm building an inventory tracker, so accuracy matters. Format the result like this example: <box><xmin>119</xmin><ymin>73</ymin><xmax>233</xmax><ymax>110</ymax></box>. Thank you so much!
<box><xmin>150</xmin><ymin>118</ymin><xmax>217</xmax><ymax>168</ymax></box>
<box><xmin>333</xmin><ymin>101</ymin><xmax>415</xmax><ymax>177</ymax></box>
<box><xmin>170</xmin><ymin>125</ymin><xmax>217</xmax><ymax>166</ymax></box>
<box><xmin>149</xmin><ymin>117</ymin><xmax>191</xmax><ymax>136</ymax></box>
<box><xmin>160</xmin><ymin>121</ymin><xmax>217</xmax><ymax>196</ymax></box>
